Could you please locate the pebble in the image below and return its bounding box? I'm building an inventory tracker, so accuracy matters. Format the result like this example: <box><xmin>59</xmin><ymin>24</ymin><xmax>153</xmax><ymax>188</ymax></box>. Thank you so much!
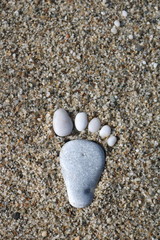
<box><xmin>128</xmin><ymin>34</ymin><xmax>133</xmax><ymax>40</ymax></box>
<box><xmin>99</xmin><ymin>125</ymin><xmax>111</xmax><ymax>138</ymax></box>
<box><xmin>135</xmin><ymin>44</ymin><xmax>144</xmax><ymax>52</ymax></box>
<box><xmin>107</xmin><ymin>135</ymin><xmax>117</xmax><ymax>147</ymax></box>
<box><xmin>75</xmin><ymin>112</ymin><xmax>88</xmax><ymax>131</ymax></box>
<box><xmin>152</xmin><ymin>62</ymin><xmax>158</xmax><ymax>68</ymax></box>
<box><xmin>102</xmin><ymin>0</ymin><xmax>107</xmax><ymax>5</ymax></box>
<box><xmin>12</xmin><ymin>212</ymin><xmax>20</xmax><ymax>220</ymax></box>
<box><xmin>41</xmin><ymin>231</ymin><xmax>47</xmax><ymax>237</ymax></box>
<box><xmin>122</xmin><ymin>10</ymin><xmax>128</xmax><ymax>17</ymax></box>
<box><xmin>111</xmin><ymin>26</ymin><xmax>118</xmax><ymax>34</ymax></box>
<box><xmin>101</xmin><ymin>11</ymin><xmax>106</xmax><ymax>15</ymax></box>
<box><xmin>88</xmin><ymin>118</ymin><xmax>101</xmax><ymax>133</ymax></box>
<box><xmin>60</xmin><ymin>140</ymin><xmax>105</xmax><ymax>208</ymax></box>
<box><xmin>114</xmin><ymin>20</ymin><xmax>120</xmax><ymax>27</ymax></box>
<box><xmin>53</xmin><ymin>108</ymin><xmax>73</xmax><ymax>137</ymax></box>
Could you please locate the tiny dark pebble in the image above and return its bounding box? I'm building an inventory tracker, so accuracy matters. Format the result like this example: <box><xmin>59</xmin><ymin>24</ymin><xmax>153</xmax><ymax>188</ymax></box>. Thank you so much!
<box><xmin>12</xmin><ymin>212</ymin><xmax>20</xmax><ymax>220</ymax></box>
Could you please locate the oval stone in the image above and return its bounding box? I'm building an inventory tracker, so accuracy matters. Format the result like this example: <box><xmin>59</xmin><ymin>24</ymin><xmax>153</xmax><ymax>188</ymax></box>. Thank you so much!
<box><xmin>99</xmin><ymin>125</ymin><xmax>111</xmax><ymax>138</ymax></box>
<box><xmin>53</xmin><ymin>108</ymin><xmax>73</xmax><ymax>137</ymax></box>
<box><xmin>88</xmin><ymin>118</ymin><xmax>101</xmax><ymax>133</ymax></box>
<box><xmin>75</xmin><ymin>112</ymin><xmax>88</xmax><ymax>131</ymax></box>
<box><xmin>107</xmin><ymin>135</ymin><xmax>117</xmax><ymax>147</ymax></box>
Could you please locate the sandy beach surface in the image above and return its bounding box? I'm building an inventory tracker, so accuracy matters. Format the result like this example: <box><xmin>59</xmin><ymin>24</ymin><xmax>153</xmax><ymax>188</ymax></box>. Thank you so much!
<box><xmin>1</xmin><ymin>0</ymin><xmax>159</xmax><ymax>239</ymax></box>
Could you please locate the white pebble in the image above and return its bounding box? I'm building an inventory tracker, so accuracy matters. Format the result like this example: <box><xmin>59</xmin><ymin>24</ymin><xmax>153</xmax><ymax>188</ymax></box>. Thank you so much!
<box><xmin>122</xmin><ymin>10</ymin><xmax>128</xmax><ymax>17</ymax></box>
<box><xmin>111</xmin><ymin>26</ymin><xmax>117</xmax><ymax>34</ymax></box>
<box><xmin>88</xmin><ymin>118</ymin><xmax>101</xmax><ymax>133</ymax></box>
<box><xmin>154</xmin><ymin>141</ymin><xmax>159</xmax><ymax>147</ymax></box>
<box><xmin>128</xmin><ymin>34</ymin><xmax>133</xmax><ymax>40</ymax></box>
<box><xmin>99</xmin><ymin>125</ymin><xmax>111</xmax><ymax>138</ymax></box>
<box><xmin>41</xmin><ymin>231</ymin><xmax>47</xmax><ymax>237</ymax></box>
<box><xmin>152</xmin><ymin>62</ymin><xmax>158</xmax><ymax>68</ymax></box>
<box><xmin>101</xmin><ymin>11</ymin><xmax>106</xmax><ymax>15</ymax></box>
<box><xmin>75</xmin><ymin>112</ymin><xmax>88</xmax><ymax>131</ymax></box>
<box><xmin>53</xmin><ymin>108</ymin><xmax>73</xmax><ymax>137</ymax></box>
<box><xmin>102</xmin><ymin>0</ymin><xmax>107</xmax><ymax>5</ymax></box>
<box><xmin>114</xmin><ymin>20</ymin><xmax>120</xmax><ymax>27</ymax></box>
<box><xmin>107</xmin><ymin>135</ymin><xmax>117</xmax><ymax>147</ymax></box>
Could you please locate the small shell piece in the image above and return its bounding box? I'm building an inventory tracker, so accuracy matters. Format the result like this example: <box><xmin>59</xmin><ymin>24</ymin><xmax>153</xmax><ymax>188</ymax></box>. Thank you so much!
<box><xmin>122</xmin><ymin>10</ymin><xmax>128</xmax><ymax>17</ymax></box>
<box><xmin>107</xmin><ymin>135</ymin><xmax>117</xmax><ymax>147</ymax></box>
<box><xmin>53</xmin><ymin>108</ymin><xmax>73</xmax><ymax>137</ymax></box>
<box><xmin>114</xmin><ymin>20</ymin><xmax>120</xmax><ymax>27</ymax></box>
<box><xmin>88</xmin><ymin>118</ymin><xmax>101</xmax><ymax>133</ymax></box>
<box><xmin>75</xmin><ymin>112</ymin><xmax>88</xmax><ymax>131</ymax></box>
<box><xmin>99</xmin><ymin>125</ymin><xmax>111</xmax><ymax>138</ymax></box>
<box><xmin>111</xmin><ymin>26</ymin><xmax>117</xmax><ymax>34</ymax></box>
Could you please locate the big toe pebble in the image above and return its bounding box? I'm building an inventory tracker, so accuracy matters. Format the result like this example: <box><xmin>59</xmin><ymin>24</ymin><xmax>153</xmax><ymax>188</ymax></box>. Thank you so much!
<box><xmin>53</xmin><ymin>108</ymin><xmax>73</xmax><ymax>137</ymax></box>
<box><xmin>60</xmin><ymin>140</ymin><xmax>106</xmax><ymax>208</ymax></box>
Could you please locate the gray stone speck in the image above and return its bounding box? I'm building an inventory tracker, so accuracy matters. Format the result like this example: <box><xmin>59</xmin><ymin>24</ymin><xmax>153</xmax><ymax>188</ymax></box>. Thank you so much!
<box><xmin>135</xmin><ymin>44</ymin><xmax>144</xmax><ymax>52</ymax></box>
<box><xmin>60</xmin><ymin>140</ymin><xmax>106</xmax><ymax>208</ymax></box>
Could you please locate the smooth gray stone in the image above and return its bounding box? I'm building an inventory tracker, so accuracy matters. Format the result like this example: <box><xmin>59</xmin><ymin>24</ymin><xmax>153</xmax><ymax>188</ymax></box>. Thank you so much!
<box><xmin>60</xmin><ymin>140</ymin><xmax>106</xmax><ymax>208</ymax></box>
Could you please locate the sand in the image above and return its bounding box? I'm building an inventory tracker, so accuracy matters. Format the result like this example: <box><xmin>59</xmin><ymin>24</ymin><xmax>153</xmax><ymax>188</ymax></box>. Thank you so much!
<box><xmin>1</xmin><ymin>0</ymin><xmax>159</xmax><ymax>239</ymax></box>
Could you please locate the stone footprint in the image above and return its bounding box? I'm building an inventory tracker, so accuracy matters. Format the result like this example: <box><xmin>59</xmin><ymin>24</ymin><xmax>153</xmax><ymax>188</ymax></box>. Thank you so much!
<box><xmin>53</xmin><ymin>108</ymin><xmax>117</xmax><ymax>208</ymax></box>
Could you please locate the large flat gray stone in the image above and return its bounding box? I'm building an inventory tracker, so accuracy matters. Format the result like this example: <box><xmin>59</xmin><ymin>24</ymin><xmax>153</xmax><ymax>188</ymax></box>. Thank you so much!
<box><xmin>60</xmin><ymin>140</ymin><xmax>106</xmax><ymax>208</ymax></box>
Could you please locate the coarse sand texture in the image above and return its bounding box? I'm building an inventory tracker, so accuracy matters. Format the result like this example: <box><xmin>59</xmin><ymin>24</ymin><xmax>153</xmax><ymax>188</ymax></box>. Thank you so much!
<box><xmin>1</xmin><ymin>0</ymin><xmax>159</xmax><ymax>239</ymax></box>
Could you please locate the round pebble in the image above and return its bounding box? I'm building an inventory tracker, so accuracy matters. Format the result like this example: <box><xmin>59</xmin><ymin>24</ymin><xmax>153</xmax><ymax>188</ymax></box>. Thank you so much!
<box><xmin>99</xmin><ymin>125</ymin><xmax>111</xmax><ymax>138</ymax></box>
<box><xmin>122</xmin><ymin>10</ymin><xmax>128</xmax><ymax>17</ymax></box>
<box><xmin>75</xmin><ymin>112</ymin><xmax>88</xmax><ymax>131</ymax></box>
<box><xmin>152</xmin><ymin>62</ymin><xmax>158</xmax><ymax>68</ymax></box>
<box><xmin>114</xmin><ymin>20</ymin><xmax>120</xmax><ymax>27</ymax></box>
<box><xmin>102</xmin><ymin>0</ymin><xmax>107</xmax><ymax>5</ymax></box>
<box><xmin>107</xmin><ymin>135</ymin><xmax>117</xmax><ymax>147</ymax></box>
<box><xmin>12</xmin><ymin>212</ymin><xmax>20</xmax><ymax>220</ymax></box>
<box><xmin>111</xmin><ymin>26</ymin><xmax>117</xmax><ymax>34</ymax></box>
<box><xmin>41</xmin><ymin>231</ymin><xmax>47</xmax><ymax>237</ymax></box>
<box><xmin>88</xmin><ymin>118</ymin><xmax>101</xmax><ymax>133</ymax></box>
<box><xmin>53</xmin><ymin>108</ymin><xmax>73</xmax><ymax>137</ymax></box>
<box><xmin>128</xmin><ymin>34</ymin><xmax>133</xmax><ymax>40</ymax></box>
<box><xmin>101</xmin><ymin>11</ymin><xmax>106</xmax><ymax>16</ymax></box>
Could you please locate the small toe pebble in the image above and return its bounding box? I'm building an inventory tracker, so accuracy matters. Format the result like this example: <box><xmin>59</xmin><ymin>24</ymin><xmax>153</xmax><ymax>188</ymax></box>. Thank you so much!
<box><xmin>99</xmin><ymin>125</ymin><xmax>111</xmax><ymax>138</ymax></box>
<box><xmin>88</xmin><ymin>118</ymin><xmax>101</xmax><ymax>133</ymax></box>
<box><xmin>75</xmin><ymin>112</ymin><xmax>88</xmax><ymax>131</ymax></box>
<box><xmin>107</xmin><ymin>135</ymin><xmax>117</xmax><ymax>147</ymax></box>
